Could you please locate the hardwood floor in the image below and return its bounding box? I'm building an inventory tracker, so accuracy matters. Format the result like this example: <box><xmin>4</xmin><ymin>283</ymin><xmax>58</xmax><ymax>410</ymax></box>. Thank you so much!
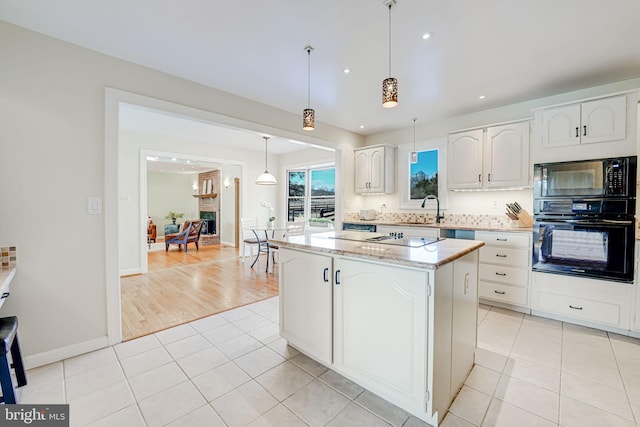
<box><xmin>120</xmin><ymin>244</ymin><xmax>278</xmax><ymax>341</ymax></box>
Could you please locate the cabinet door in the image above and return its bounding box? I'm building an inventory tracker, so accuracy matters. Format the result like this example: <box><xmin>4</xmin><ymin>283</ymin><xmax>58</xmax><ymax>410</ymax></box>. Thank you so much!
<box><xmin>368</xmin><ymin>147</ymin><xmax>386</xmax><ymax>193</ymax></box>
<box><xmin>484</xmin><ymin>122</ymin><xmax>530</xmax><ymax>188</ymax></box>
<box><xmin>448</xmin><ymin>130</ymin><xmax>483</xmax><ymax>189</ymax></box>
<box><xmin>581</xmin><ymin>95</ymin><xmax>627</xmax><ymax>144</ymax></box>
<box><xmin>279</xmin><ymin>248</ymin><xmax>333</xmax><ymax>365</ymax></box>
<box><xmin>541</xmin><ymin>104</ymin><xmax>581</xmax><ymax>148</ymax></box>
<box><xmin>333</xmin><ymin>258</ymin><xmax>428</xmax><ymax>411</ymax></box>
<box><xmin>354</xmin><ymin>149</ymin><xmax>371</xmax><ymax>193</ymax></box>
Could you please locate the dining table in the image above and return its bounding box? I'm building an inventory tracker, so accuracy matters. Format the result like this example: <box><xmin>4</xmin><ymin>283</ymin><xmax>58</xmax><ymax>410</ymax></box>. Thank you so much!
<box><xmin>250</xmin><ymin>226</ymin><xmax>287</xmax><ymax>273</ymax></box>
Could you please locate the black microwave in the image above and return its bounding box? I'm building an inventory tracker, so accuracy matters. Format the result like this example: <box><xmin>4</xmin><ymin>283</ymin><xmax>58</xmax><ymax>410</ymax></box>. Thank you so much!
<box><xmin>533</xmin><ymin>156</ymin><xmax>637</xmax><ymax>199</ymax></box>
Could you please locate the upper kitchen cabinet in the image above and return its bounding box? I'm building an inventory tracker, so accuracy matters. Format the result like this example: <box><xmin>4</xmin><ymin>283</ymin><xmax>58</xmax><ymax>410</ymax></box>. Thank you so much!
<box><xmin>448</xmin><ymin>121</ymin><xmax>530</xmax><ymax>190</ymax></box>
<box><xmin>354</xmin><ymin>145</ymin><xmax>395</xmax><ymax>194</ymax></box>
<box><xmin>447</xmin><ymin>129</ymin><xmax>483</xmax><ymax>189</ymax></box>
<box><xmin>532</xmin><ymin>91</ymin><xmax>638</xmax><ymax>163</ymax></box>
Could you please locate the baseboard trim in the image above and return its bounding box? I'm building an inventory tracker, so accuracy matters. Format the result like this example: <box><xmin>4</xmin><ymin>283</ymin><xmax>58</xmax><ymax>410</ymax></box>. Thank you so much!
<box><xmin>120</xmin><ymin>268</ymin><xmax>141</xmax><ymax>277</ymax></box>
<box><xmin>25</xmin><ymin>336</ymin><xmax>110</xmax><ymax>370</ymax></box>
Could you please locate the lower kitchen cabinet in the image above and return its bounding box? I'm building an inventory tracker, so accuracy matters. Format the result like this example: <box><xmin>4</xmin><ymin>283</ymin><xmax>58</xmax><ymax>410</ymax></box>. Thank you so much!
<box><xmin>476</xmin><ymin>231</ymin><xmax>531</xmax><ymax>311</ymax></box>
<box><xmin>531</xmin><ymin>271</ymin><xmax>633</xmax><ymax>333</ymax></box>
<box><xmin>279</xmin><ymin>246</ymin><xmax>479</xmax><ymax>426</ymax></box>
<box><xmin>333</xmin><ymin>257</ymin><xmax>430</xmax><ymax>416</ymax></box>
<box><xmin>278</xmin><ymin>248</ymin><xmax>333</xmax><ymax>366</ymax></box>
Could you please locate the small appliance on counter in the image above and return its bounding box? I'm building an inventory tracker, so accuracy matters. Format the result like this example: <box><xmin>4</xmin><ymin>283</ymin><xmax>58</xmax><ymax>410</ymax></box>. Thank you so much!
<box><xmin>359</xmin><ymin>209</ymin><xmax>377</xmax><ymax>220</ymax></box>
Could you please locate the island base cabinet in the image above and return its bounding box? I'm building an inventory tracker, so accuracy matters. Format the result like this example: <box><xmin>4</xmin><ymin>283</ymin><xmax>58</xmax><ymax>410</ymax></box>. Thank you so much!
<box><xmin>333</xmin><ymin>257</ymin><xmax>430</xmax><ymax>419</ymax></box>
<box><xmin>278</xmin><ymin>248</ymin><xmax>333</xmax><ymax>366</ymax></box>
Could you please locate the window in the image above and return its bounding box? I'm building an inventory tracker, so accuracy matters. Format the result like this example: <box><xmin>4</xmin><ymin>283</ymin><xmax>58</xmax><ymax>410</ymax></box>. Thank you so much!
<box><xmin>287</xmin><ymin>167</ymin><xmax>335</xmax><ymax>225</ymax></box>
<box><xmin>410</xmin><ymin>150</ymin><xmax>438</xmax><ymax>199</ymax></box>
<box><xmin>398</xmin><ymin>137</ymin><xmax>448</xmax><ymax>209</ymax></box>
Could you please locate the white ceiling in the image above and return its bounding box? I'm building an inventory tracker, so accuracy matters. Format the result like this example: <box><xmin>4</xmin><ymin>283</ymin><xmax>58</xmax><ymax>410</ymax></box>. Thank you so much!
<box><xmin>2</xmin><ymin>1</ymin><xmax>640</xmax><ymax>135</ymax></box>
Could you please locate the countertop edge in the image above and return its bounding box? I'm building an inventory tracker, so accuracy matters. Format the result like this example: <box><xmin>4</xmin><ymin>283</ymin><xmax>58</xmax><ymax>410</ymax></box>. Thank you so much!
<box><xmin>273</xmin><ymin>236</ymin><xmax>484</xmax><ymax>270</ymax></box>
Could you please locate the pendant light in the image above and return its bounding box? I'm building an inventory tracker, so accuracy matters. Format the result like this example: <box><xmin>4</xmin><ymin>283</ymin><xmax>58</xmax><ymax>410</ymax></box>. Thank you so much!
<box><xmin>255</xmin><ymin>136</ymin><xmax>277</xmax><ymax>185</ymax></box>
<box><xmin>303</xmin><ymin>45</ymin><xmax>315</xmax><ymax>131</ymax></box>
<box><xmin>411</xmin><ymin>118</ymin><xmax>418</xmax><ymax>163</ymax></box>
<box><xmin>382</xmin><ymin>0</ymin><xmax>398</xmax><ymax>108</ymax></box>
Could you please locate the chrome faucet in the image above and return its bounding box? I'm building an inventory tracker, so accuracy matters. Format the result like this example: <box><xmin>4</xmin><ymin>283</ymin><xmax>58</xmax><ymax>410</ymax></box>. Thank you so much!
<box><xmin>421</xmin><ymin>194</ymin><xmax>444</xmax><ymax>223</ymax></box>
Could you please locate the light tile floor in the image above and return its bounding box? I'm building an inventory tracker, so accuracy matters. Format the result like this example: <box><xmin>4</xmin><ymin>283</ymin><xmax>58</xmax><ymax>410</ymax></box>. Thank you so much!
<box><xmin>16</xmin><ymin>299</ymin><xmax>640</xmax><ymax>426</ymax></box>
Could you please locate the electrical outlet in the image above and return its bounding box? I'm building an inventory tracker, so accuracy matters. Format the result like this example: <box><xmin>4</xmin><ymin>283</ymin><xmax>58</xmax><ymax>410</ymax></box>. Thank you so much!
<box><xmin>491</xmin><ymin>200</ymin><xmax>499</xmax><ymax>209</ymax></box>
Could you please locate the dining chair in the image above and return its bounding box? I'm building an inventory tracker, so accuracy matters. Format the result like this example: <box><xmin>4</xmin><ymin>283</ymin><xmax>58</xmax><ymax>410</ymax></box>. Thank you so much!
<box><xmin>241</xmin><ymin>217</ymin><xmax>260</xmax><ymax>263</ymax></box>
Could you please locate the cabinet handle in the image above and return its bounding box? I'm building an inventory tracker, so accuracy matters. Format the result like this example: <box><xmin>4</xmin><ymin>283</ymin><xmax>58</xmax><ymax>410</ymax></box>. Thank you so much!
<box><xmin>335</xmin><ymin>269</ymin><xmax>341</xmax><ymax>285</ymax></box>
<box><xmin>495</xmin><ymin>272</ymin><xmax>507</xmax><ymax>276</ymax></box>
<box><xmin>487</xmin><ymin>173</ymin><xmax>491</xmax><ymax>182</ymax></box>
<box><xmin>494</xmin><ymin>290</ymin><xmax>506</xmax><ymax>295</ymax></box>
<box><xmin>575</xmin><ymin>127</ymin><xmax>579</xmax><ymax>138</ymax></box>
<box><xmin>583</xmin><ymin>125</ymin><xmax>587</xmax><ymax>136</ymax></box>
<box><xmin>495</xmin><ymin>254</ymin><xmax>507</xmax><ymax>258</ymax></box>
<box><xmin>478</xmin><ymin>174</ymin><xmax>481</xmax><ymax>182</ymax></box>
<box><xmin>323</xmin><ymin>267</ymin><xmax>329</xmax><ymax>283</ymax></box>
<box><xmin>496</xmin><ymin>238</ymin><xmax>507</xmax><ymax>241</ymax></box>
<box><xmin>0</xmin><ymin>292</ymin><xmax>9</xmax><ymax>299</ymax></box>
<box><xmin>569</xmin><ymin>305</ymin><xmax>583</xmax><ymax>311</ymax></box>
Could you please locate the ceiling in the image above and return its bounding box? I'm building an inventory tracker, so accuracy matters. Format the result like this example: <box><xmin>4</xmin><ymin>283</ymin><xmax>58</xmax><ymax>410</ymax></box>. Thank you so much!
<box><xmin>2</xmin><ymin>1</ymin><xmax>640</xmax><ymax>135</ymax></box>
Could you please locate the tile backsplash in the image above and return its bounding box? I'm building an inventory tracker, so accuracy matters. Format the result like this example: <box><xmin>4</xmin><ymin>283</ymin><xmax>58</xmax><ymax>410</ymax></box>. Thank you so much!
<box><xmin>344</xmin><ymin>211</ymin><xmax>524</xmax><ymax>229</ymax></box>
<box><xmin>1</xmin><ymin>246</ymin><xmax>16</xmax><ymax>268</ymax></box>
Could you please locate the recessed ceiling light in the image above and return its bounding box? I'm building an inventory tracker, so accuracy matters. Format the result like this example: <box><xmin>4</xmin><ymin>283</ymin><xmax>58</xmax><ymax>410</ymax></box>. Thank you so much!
<box><xmin>479</xmin><ymin>95</ymin><xmax>486</xmax><ymax>99</ymax></box>
<box><xmin>422</xmin><ymin>33</ymin><xmax>431</xmax><ymax>40</ymax></box>
<box><xmin>171</xmin><ymin>158</ymin><xmax>177</xmax><ymax>161</ymax></box>
<box><xmin>360</xmin><ymin>125</ymin><xmax>365</xmax><ymax>129</ymax></box>
<box><xmin>343</xmin><ymin>68</ymin><xmax>351</xmax><ymax>74</ymax></box>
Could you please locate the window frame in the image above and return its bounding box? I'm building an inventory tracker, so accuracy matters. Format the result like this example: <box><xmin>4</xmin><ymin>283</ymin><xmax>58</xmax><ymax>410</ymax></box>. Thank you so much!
<box><xmin>397</xmin><ymin>137</ymin><xmax>448</xmax><ymax>210</ymax></box>
<box><xmin>285</xmin><ymin>164</ymin><xmax>335</xmax><ymax>224</ymax></box>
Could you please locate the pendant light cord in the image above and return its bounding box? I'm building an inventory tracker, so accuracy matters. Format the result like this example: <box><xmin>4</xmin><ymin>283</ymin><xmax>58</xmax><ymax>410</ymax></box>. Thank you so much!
<box><xmin>413</xmin><ymin>118</ymin><xmax>417</xmax><ymax>151</ymax></box>
<box><xmin>307</xmin><ymin>48</ymin><xmax>311</xmax><ymax>109</ymax></box>
<box><xmin>263</xmin><ymin>136</ymin><xmax>269</xmax><ymax>170</ymax></box>
<box><xmin>388</xmin><ymin>3</ymin><xmax>392</xmax><ymax>78</ymax></box>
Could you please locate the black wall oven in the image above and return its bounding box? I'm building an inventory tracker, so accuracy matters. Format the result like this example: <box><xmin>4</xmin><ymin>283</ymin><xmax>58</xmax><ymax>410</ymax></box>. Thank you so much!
<box><xmin>532</xmin><ymin>156</ymin><xmax>636</xmax><ymax>283</ymax></box>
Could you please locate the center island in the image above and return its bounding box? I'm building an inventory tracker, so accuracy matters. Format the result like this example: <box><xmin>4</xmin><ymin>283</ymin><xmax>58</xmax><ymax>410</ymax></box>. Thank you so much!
<box><xmin>270</xmin><ymin>231</ymin><xmax>484</xmax><ymax>426</ymax></box>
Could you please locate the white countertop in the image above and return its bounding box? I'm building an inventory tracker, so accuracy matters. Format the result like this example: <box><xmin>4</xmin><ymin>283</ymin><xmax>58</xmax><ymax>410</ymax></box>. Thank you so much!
<box><xmin>271</xmin><ymin>232</ymin><xmax>484</xmax><ymax>270</ymax></box>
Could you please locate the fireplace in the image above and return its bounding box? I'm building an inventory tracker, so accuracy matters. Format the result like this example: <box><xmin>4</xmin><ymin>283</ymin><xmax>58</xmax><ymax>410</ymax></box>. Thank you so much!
<box><xmin>199</xmin><ymin>211</ymin><xmax>216</xmax><ymax>235</ymax></box>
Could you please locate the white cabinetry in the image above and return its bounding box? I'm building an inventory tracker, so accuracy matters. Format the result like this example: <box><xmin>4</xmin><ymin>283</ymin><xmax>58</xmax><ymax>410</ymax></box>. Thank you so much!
<box><xmin>448</xmin><ymin>121</ymin><xmax>530</xmax><ymax>190</ymax></box>
<box><xmin>532</xmin><ymin>92</ymin><xmax>637</xmax><ymax>163</ymax></box>
<box><xmin>278</xmin><ymin>248</ymin><xmax>333</xmax><ymax>365</ymax></box>
<box><xmin>376</xmin><ymin>225</ymin><xmax>439</xmax><ymax>239</ymax></box>
<box><xmin>447</xmin><ymin>129</ymin><xmax>484</xmax><ymax>189</ymax></box>
<box><xmin>280</xmin><ymin>247</ymin><xmax>479</xmax><ymax>426</ymax></box>
<box><xmin>333</xmin><ymin>258</ymin><xmax>430</xmax><ymax>416</ymax></box>
<box><xmin>355</xmin><ymin>145</ymin><xmax>395</xmax><ymax>194</ymax></box>
<box><xmin>531</xmin><ymin>271</ymin><xmax>633</xmax><ymax>333</ymax></box>
<box><xmin>476</xmin><ymin>231</ymin><xmax>531</xmax><ymax>310</ymax></box>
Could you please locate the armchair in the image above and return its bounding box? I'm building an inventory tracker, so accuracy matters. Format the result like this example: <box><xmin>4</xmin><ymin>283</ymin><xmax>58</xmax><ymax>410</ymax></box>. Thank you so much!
<box><xmin>165</xmin><ymin>220</ymin><xmax>203</xmax><ymax>252</ymax></box>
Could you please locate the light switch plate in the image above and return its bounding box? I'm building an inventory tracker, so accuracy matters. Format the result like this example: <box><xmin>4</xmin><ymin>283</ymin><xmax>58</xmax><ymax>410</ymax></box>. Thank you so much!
<box><xmin>88</xmin><ymin>197</ymin><xmax>103</xmax><ymax>215</ymax></box>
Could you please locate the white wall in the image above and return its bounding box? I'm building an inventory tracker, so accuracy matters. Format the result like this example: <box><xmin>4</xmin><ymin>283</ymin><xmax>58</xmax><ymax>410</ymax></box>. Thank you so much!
<box><xmin>0</xmin><ymin>20</ymin><xmax>361</xmax><ymax>368</ymax></box>
<box><xmin>147</xmin><ymin>172</ymin><xmax>199</xmax><ymax>236</ymax></box>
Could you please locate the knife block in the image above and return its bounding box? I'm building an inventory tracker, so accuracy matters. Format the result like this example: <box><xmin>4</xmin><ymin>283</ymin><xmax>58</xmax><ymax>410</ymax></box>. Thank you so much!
<box><xmin>517</xmin><ymin>209</ymin><xmax>533</xmax><ymax>227</ymax></box>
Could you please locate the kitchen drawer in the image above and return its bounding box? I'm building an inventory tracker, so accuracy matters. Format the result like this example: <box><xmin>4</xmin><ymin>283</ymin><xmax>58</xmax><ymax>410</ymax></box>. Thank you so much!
<box><xmin>537</xmin><ymin>290</ymin><xmax>621</xmax><ymax>326</ymax></box>
<box><xmin>475</xmin><ymin>231</ymin><xmax>530</xmax><ymax>249</ymax></box>
<box><xmin>479</xmin><ymin>264</ymin><xmax>528</xmax><ymax>287</ymax></box>
<box><xmin>479</xmin><ymin>281</ymin><xmax>528</xmax><ymax>306</ymax></box>
<box><xmin>479</xmin><ymin>246</ymin><xmax>529</xmax><ymax>268</ymax></box>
